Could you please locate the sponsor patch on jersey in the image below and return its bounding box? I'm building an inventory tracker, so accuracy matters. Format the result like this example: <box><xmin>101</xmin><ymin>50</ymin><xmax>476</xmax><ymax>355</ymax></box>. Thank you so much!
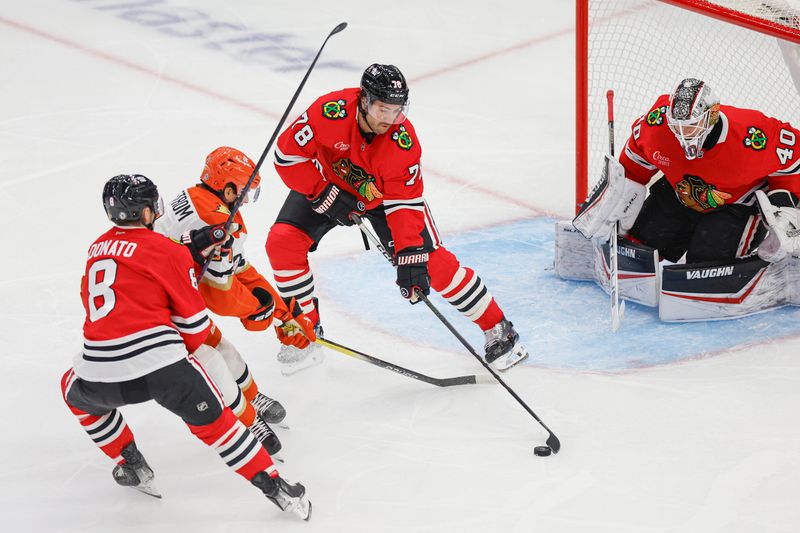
<box><xmin>743</xmin><ymin>126</ymin><xmax>767</xmax><ymax>150</ymax></box>
<box><xmin>675</xmin><ymin>174</ymin><xmax>733</xmax><ymax>211</ymax></box>
<box><xmin>332</xmin><ymin>158</ymin><xmax>383</xmax><ymax>201</ymax></box>
<box><xmin>652</xmin><ymin>150</ymin><xmax>670</xmax><ymax>166</ymax></box>
<box><xmin>646</xmin><ymin>106</ymin><xmax>667</xmax><ymax>126</ymax></box>
<box><xmin>322</xmin><ymin>99</ymin><xmax>347</xmax><ymax>119</ymax></box>
<box><xmin>392</xmin><ymin>124</ymin><xmax>413</xmax><ymax>150</ymax></box>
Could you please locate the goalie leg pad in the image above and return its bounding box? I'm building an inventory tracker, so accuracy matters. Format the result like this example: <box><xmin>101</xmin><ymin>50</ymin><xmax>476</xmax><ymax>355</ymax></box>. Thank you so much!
<box><xmin>593</xmin><ymin>236</ymin><xmax>660</xmax><ymax>307</ymax></box>
<box><xmin>554</xmin><ymin>220</ymin><xmax>595</xmax><ymax>280</ymax></box>
<box><xmin>659</xmin><ymin>256</ymin><xmax>788</xmax><ymax>321</ymax></box>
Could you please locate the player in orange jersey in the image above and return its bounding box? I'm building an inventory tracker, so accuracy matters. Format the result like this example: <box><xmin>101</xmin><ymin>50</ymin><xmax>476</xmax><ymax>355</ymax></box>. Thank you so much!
<box><xmin>156</xmin><ymin>147</ymin><xmax>316</xmax><ymax>456</ymax></box>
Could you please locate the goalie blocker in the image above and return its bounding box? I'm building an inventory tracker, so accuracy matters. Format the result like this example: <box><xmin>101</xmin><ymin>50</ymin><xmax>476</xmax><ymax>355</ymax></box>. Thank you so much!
<box><xmin>555</xmin><ymin>221</ymin><xmax>800</xmax><ymax>321</ymax></box>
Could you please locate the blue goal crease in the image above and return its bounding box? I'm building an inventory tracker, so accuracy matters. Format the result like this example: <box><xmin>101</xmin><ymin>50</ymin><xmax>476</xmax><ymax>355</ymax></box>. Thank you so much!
<box><xmin>313</xmin><ymin>218</ymin><xmax>800</xmax><ymax>372</ymax></box>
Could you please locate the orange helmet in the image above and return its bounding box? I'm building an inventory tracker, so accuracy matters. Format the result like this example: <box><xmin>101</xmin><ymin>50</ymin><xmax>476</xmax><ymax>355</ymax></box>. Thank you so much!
<box><xmin>201</xmin><ymin>146</ymin><xmax>261</xmax><ymax>193</ymax></box>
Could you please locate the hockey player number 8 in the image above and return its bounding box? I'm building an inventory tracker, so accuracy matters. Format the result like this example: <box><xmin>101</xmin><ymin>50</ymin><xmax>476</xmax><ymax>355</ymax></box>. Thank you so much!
<box><xmin>87</xmin><ymin>258</ymin><xmax>117</xmax><ymax>322</ymax></box>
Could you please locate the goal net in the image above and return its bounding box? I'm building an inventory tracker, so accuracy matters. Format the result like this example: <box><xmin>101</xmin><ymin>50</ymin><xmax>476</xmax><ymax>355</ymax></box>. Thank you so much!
<box><xmin>576</xmin><ymin>0</ymin><xmax>800</xmax><ymax>211</ymax></box>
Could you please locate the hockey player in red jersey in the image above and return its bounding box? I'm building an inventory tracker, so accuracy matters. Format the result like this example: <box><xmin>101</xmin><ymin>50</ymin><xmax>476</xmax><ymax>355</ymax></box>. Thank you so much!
<box><xmin>575</xmin><ymin>78</ymin><xmax>800</xmax><ymax>263</ymax></box>
<box><xmin>155</xmin><ymin>146</ymin><xmax>316</xmax><ymax>455</ymax></box>
<box><xmin>61</xmin><ymin>174</ymin><xmax>311</xmax><ymax>520</ymax></box>
<box><xmin>265</xmin><ymin>63</ymin><xmax>528</xmax><ymax>372</ymax></box>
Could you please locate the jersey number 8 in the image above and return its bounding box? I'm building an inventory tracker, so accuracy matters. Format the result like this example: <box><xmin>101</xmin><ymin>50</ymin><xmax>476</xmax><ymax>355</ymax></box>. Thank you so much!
<box><xmin>87</xmin><ymin>258</ymin><xmax>117</xmax><ymax>322</ymax></box>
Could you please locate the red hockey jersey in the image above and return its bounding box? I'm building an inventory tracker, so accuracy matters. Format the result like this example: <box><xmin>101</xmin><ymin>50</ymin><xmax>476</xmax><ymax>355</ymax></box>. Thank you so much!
<box><xmin>74</xmin><ymin>226</ymin><xmax>211</xmax><ymax>382</ymax></box>
<box><xmin>274</xmin><ymin>87</ymin><xmax>427</xmax><ymax>252</ymax></box>
<box><xmin>619</xmin><ymin>94</ymin><xmax>800</xmax><ymax>212</ymax></box>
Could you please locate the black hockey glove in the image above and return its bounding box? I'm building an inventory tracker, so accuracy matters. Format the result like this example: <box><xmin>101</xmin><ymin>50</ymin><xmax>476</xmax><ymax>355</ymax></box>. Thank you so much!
<box><xmin>310</xmin><ymin>183</ymin><xmax>365</xmax><ymax>226</ymax></box>
<box><xmin>395</xmin><ymin>246</ymin><xmax>431</xmax><ymax>305</ymax></box>
<box><xmin>181</xmin><ymin>224</ymin><xmax>233</xmax><ymax>265</ymax></box>
<box><xmin>242</xmin><ymin>287</ymin><xmax>275</xmax><ymax>332</ymax></box>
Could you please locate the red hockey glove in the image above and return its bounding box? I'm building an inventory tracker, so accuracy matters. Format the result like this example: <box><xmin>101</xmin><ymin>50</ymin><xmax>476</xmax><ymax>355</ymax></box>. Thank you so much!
<box><xmin>241</xmin><ymin>287</ymin><xmax>275</xmax><ymax>332</ymax></box>
<box><xmin>181</xmin><ymin>223</ymin><xmax>235</xmax><ymax>265</ymax></box>
<box><xmin>395</xmin><ymin>246</ymin><xmax>430</xmax><ymax>304</ymax></box>
<box><xmin>310</xmin><ymin>183</ymin><xmax>365</xmax><ymax>226</ymax></box>
<box><xmin>274</xmin><ymin>297</ymin><xmax>317</xmax><ymax>348</ymax></box>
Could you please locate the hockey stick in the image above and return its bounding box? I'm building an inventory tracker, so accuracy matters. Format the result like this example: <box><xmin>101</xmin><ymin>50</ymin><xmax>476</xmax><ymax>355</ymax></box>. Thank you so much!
<box><xmin>351</xmin><ymin>214</ymin><xmax>561</xmax><ymax>453</ymax></box>
<box><xmin>200</xmin><ymin>21</ymin><xmax>348</xmax><ymax>277</ymax></box>
<box><xmin>316</xmin><ymin>337</ymin><xmax>492</xmax><ymax>387</ymax></box>
<box><xmin>607</xmin><ymin>89</ymin><xmax>625</xmax><ymax>332</ymax></box>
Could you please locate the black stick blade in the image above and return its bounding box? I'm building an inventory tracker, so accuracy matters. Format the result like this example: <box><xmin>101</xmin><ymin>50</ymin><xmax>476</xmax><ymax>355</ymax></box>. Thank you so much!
<box><xmin>546</xmin><ymin>433</ymin><xmax>561</xmax><ymax>454</ymax></box>
<box><xmin>331</xmin><ymin>22</ymin><xmax>348</xmax><ymax>35</ymax></box>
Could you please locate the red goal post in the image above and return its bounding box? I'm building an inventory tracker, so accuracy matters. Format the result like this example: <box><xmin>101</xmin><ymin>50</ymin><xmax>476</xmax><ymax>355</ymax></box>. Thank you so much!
<box><xmin>576</xmin><ymin>0</ymin><xmax>800</xmax><ymax>213</ymax></box>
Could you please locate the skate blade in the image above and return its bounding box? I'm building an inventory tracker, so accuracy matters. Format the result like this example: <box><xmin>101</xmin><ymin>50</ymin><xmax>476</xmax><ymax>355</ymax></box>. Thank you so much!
<box><xmin>491</xmin><ymin>344</ymin><xmax>529</xmax><ymax>372</ymax></box>
<box><xmin>133</xmin><ymin>482</ymin><xmax>162</xmax><ymax>499</ymax></box>
<box><xmin>290</xmin><ymin>497</ymin><xmax>311</xmax><ymax>521</ymax></box>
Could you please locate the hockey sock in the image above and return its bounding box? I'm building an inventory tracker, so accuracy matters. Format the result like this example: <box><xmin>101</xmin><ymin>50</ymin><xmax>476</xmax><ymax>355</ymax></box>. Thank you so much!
<box><xmin>430</xmin><ymin>248</ymin><xmax>504</xmax><ymax>331</ymax></box>
<box><xmin>273</xmin><ymin>267</ymin><xmax>318</xmax><ymax>322</ymax></box>
<box><xmin>188</xmin><ymin>408</ymin><xmax>277</xmax><ymax>480</ymax></box>
<box><xmin>61</xmin><ymin>370</ymin><xmax>134</xmax><ymax>464</ymax></box>
<box><xmin>266</xmin><ymin>223</ymin><xmax>318</xmax><ymax>321</ymax></box>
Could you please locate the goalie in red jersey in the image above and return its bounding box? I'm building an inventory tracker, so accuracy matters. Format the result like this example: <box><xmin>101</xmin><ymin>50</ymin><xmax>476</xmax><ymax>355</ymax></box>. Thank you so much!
<box><xmin>574</xmin><ymin>77</ymin><xmax>800</xmax><ymax>264</ymax></box>
<box><xmin>265</xmin><ymin>63</ymin><xmax>528</xmax><ymax>373</ymax></box>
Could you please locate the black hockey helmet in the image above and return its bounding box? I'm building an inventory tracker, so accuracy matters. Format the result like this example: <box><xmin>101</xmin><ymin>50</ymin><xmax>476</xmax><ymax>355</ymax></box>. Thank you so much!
<box><xmin>360</xmin><ymin>64</ymin><xmax>409</xmax><ymax>105</ymax></box>
<box><xmin>102</xmin><ymin>174</ymin><xmax>163</xmax><ymax>224</ymax></box>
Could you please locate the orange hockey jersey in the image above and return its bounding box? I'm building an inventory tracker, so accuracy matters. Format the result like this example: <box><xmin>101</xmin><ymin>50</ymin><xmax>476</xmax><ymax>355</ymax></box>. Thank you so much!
<box><xmin>155</xmin><ymin>184</ymin><xmax>287</xmax><ymax>324</ymax></box>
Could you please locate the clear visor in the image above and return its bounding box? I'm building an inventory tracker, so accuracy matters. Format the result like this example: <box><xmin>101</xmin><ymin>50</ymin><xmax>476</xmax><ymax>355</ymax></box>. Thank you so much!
<box><xmin>153</xmin><ymin>195</ymin><xmax>165</xmax><ymax>218</ymax></box>
<box><xmin>363</xmin><ymin>93</ymin><xmax>409</xmax><ymax>125</ymax></box>
<box><xmin>247</xmin><ymin>185</ymin><xmax>261</xmax><ymax>204</ymax></box>
<box><xmin>667</xmin><ymin>110</ymin><xmax>713</xmax><ymax>159</ymax></box>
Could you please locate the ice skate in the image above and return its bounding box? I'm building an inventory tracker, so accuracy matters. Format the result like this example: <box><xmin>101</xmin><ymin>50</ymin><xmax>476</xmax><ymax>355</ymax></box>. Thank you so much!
<box><xmin>251</xmin><ymin>392</ymin><xmax>286</xmax><ymax>425</ymax></box>
<box><xmin>277</xmin><ymin>322</ymin><xmax>325</xmax><ymax>376</ymax></box>
<box><xmin>483</xmin><ymin>318</ymin><xmax>529</xmax><ymax>371</ymax></box>
<box><xmin>250</xmin><ymin>416</ymin><xmax>282</xmax><ymax>458</ymax></box>
<box><xmin>112</xmin><ymin>442</ymin><xmax>161</xmax><ymax>498</ymax></box>
<box><xmin>251</xmin><ymin>472</ymin><xmax>312</xmax><ymax>521</ymax></box>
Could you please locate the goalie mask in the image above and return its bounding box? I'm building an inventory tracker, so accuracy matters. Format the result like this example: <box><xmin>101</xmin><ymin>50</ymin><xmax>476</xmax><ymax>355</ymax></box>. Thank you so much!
<box><xmin>666</xmin><ymin>78</ymin><xmax>720</xmax><ymax>160</ymax></box>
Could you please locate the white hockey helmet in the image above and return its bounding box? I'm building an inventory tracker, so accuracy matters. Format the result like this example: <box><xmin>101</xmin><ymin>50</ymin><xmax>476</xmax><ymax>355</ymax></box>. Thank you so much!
<box><xmin>666</xmin><ymin>78</ymin><xmax>720</xmax><ymax>160</ymax></box>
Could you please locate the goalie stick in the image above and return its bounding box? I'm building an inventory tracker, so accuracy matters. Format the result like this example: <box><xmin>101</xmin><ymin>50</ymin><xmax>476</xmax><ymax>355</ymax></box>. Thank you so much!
<box><xmin>607</xmin><ymin>89</ymin><xmax>626</xmax><ymax>332</ymax></box>
<box><xmin>316</xmin><ymin>337</ymin><xmax>493</xmax><ymax>387</ymax></box>
<box><xmin>200</xmin><ymin>21</ymin><xmax>348</xmax><ymax>276</ymax></box>
<box><xmin>351</xmin><ymin>214</ymin><xmax>561</xmax><ymax>453</ymax></box>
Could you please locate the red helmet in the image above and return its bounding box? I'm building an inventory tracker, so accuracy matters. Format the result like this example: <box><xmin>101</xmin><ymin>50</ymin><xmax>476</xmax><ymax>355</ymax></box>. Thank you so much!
<box><xmin>201</xmin><ymin>146</ymin><xmax>261</xmax><ymax>193</ymax></box>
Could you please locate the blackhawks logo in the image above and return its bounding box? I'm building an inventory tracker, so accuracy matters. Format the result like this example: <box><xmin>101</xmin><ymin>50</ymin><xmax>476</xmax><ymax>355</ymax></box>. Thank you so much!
<box><xmin>331</xmin><ymin>158</ymin><xmax>383</xmax><ymax>201</ymax></box>
<box><xmin>392</xmin><ymin>124</ymin><xmax>413</xmax><ymax>150</ymax></box>
<box><xmin>675</xmin><ymin>175</ymin><xmax>732</xmax><ymax>212</ymax></box>
<box><xmin>646</xmin><ymin>106</ymin><xmax>667</xmax><ymax>126</ymax></box>
<box><xmin>322</xmin><ymin>99</ymin><xmax>347</xmax><ymax>119</ymax></box>
<box><xmin>743</xmin><ymin>126</ymin><xmax>767</xmax><ymax>150</ymax></box>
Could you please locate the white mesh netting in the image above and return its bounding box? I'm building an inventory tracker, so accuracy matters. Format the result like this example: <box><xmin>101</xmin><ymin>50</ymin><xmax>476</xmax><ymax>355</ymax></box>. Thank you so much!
<box><xmin>585</xmin><ymin>0</ymin><xmax>800</xmax><ymax>183</ymax></box>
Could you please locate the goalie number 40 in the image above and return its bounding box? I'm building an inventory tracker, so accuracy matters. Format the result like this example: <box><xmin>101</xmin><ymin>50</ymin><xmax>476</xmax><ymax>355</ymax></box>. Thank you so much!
<box><xmin>777</xmin><ymin>128</ymin><xmax>796</xmax><ymax>166</ymax></box>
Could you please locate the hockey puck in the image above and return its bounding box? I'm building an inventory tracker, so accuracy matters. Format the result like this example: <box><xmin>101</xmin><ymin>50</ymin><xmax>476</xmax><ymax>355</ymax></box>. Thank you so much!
<box><xmin>533</xmin><ymin>446</ymin><xmax>552</xmax><ymax>457</ymax></box>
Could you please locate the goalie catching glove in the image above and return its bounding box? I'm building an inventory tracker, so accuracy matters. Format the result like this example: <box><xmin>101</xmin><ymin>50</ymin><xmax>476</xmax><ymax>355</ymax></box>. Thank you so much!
<box><xmin>274</xmin><ymin>297</ymin><xmax>317</xmax><ymax>349</ymax></box>
<box><xmin>755</xmin><ymin>189</ymin><xmax>800</xmax><ymax>262</ymax></box>
<box><xmin>573</xmin><ymin>155</ymin><xmax>646</xmax><ymax>240</ymax></box>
